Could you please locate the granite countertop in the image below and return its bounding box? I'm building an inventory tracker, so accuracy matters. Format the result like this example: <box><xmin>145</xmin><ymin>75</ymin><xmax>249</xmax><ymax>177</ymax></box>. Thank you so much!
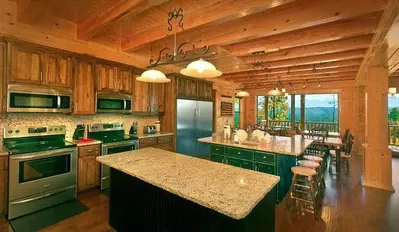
<box><xmin>0</xmin><ymin>145</ymin><xmax>8</xmax><ymax>156</ymax></box>
<box><xmin>69</xmin><ymin>139</ymin><xmax>102</xmax><ymax>147</ymax></box>
<box><xmin>96</xmin><ymin>147</ymin><xmax>279</xmax><ymax>220</ymax></box>
<box><xmin>198</xmin><ymin>135</ymin><xmax>314</xmax><ymax>156</ymax></box>
<box><xmin>137</xmin><ymin>132</ymin><xmax>174</xmax><ymax>139</ymax></box>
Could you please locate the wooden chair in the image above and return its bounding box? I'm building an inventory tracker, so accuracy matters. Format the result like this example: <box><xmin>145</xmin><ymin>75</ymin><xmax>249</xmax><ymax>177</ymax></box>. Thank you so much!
<box><xmin>329</xmin><ymin>134</ymin><xmax>354</xmax><ymax>172</ymax></box>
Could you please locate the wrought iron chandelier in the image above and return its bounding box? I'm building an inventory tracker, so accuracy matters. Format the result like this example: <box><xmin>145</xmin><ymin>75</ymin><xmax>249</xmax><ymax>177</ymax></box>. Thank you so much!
<box><xmin>138</xmin><ymin>8</ymin><xmax>222</xmax><ymax>83</ymax></box>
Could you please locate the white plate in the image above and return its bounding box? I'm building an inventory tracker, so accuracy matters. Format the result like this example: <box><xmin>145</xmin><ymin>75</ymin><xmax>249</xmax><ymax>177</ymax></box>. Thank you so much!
<box><xmin>252</xmin><ymin>129</ymin><xmax>265</xmax><ymax>141</ymax></box>
<box><xmin>237</xmin><ymin>129</ymin><xmax>248</xmax><ymax>141</ymax></box>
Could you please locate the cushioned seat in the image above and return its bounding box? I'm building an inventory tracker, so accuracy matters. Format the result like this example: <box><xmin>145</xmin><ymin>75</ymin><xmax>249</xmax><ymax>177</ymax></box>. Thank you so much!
<box><xmin>291</xmin><ymin>166</ymin><xmax>317</xmax><ymax>176</ymax></box>
<box><xmin>298</xmin><ymin>160</ymin><xmax>320</xmax><ymax>169</ymax></box>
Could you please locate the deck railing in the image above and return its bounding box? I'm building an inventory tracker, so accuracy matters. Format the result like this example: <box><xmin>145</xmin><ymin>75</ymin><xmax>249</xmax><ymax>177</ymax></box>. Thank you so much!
<box><xmin>389</xmin><ymin>125</ymin><xmax>399</xmax><ymax>145</ymax></box>
<box><xmin>264</xmin><ymin>120</ymin><xmax>339</xmax><ymax>132</ymax></box>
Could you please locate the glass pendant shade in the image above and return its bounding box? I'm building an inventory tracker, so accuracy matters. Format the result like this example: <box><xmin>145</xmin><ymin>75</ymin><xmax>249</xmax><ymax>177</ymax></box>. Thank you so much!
<box><xmin>389</xmin><ymin>87</ymin><xmax>397</xmax><ymax>95</ymax></box>
<box><xmin>267</xmin><ymin>88</ymin><xmax>283</xmax><ymax>96</ymax></box>
<box><xmin>180</xmin><ymin>58</ymin><xmax>222</xmax><ymax>78</ymax></box>
<box><xmin>137</xmin><ymin>69</ymin><xmax>170</xmax><ymax>83</ymax></box>
<box><xmin>236</xmin><ymin>90</ymin><xmax>250</xmax><ymax>97</ymax></box>
<box><xmin>281</xmin><ymin>88</ymin><xmax>286</xmax><ymax>93</ymax></box>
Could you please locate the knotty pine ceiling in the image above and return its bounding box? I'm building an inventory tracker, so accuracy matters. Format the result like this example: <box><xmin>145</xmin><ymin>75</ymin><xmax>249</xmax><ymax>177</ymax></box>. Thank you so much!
<box><xmin>15</xmin><ymin>0</ymin><xmax>389</xmax><ymax>89</ymax></box>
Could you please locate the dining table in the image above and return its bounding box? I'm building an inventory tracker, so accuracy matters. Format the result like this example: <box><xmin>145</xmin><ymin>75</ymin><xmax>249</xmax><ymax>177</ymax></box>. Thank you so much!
<box><xmin>323</xmin><ymin>137</ymin><xmax>343</xmax><ymax>172</ymax></box>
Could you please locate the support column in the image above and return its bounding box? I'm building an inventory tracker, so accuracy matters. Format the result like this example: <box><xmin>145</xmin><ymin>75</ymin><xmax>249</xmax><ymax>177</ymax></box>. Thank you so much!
<box><xmin>265</xmin><ymin>96</ymin><xmax>269</xmax><ymax>126</ymax></box>
<box><xmin>291</xmin><ymin>94</ymin><xmax>296</xmax><ymax>130</ymax></box>
<box><xmin>300</xmin><ymin>95</ymin><xmax>305</xmax><ymax>131</ymax></box>
<box><xmin>363</xmin><ymin>66</ymin><xmax>393</xmax><ymax>191</ymax></box>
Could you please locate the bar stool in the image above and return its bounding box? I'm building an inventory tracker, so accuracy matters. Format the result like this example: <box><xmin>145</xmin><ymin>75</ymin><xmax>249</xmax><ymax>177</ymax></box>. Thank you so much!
<box><xmin>300</xmin><ymin>158</ymin><xmax>325</xmax><ymax>190</ymax></box>
<box><xmin>287</xmin><ymin>166</ymin><xmax>319</xmax><ymax>219</ymax></box>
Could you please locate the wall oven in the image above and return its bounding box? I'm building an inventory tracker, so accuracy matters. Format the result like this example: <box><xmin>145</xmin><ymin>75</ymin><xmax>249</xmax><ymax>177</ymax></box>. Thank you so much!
<box><xmin>7</xmin><ymin>84</ymin><xmax>72</xmax><ymax>113</ymax></box>
<box><xmin>96</xmin><ymin>92</ymin><xmax>132</xmax><ymax>113</ymax></box>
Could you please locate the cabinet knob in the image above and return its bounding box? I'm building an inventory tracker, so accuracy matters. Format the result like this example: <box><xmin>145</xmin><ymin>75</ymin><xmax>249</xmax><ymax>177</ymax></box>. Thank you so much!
<box><xmin>238</xmin><ymin>152</ymin><xmax>241</xmax><ymax>155</ymax></box>
<box><xmin>263</xmin><ymin>156</ymin><xmax>266</xmax><ymax>159</ymax></box>
<box><xmin>216</xmin><ymin>148</ymin><xmax>219</xmax><ymax>151</ymax></box>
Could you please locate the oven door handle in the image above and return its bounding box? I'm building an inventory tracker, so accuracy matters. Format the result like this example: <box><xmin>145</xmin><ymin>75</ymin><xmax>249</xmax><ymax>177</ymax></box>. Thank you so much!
<box><xmin>10</xmin><ymin>148</ymin><xmax>77</xmax><ymax>161</ymax></box>
<box><xmin>102</xmin><ymin>140</ymin><xmax>138</xmax><ymax>149</ymax></box>
<box><xmin>10</xmin><ymin>185</ymin><xmax>75</xmax><ymax>205</ymax></box>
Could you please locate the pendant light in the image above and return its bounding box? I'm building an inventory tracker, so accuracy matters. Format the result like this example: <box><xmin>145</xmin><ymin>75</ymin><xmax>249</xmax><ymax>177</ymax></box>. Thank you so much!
<box><xmin>235</xmin><ymin>84</ymin><xmax>250</xmax><ymax>97</ymax></box>
<box><xmin>267</xmin><ymin>88</ymin><xmax>283</xmax><ymax>96</ymax></box>
<box><xmin>180</xmin><ymin>58</ymin><xmax>222</xmax><ymax>78</ymax></box>
<box><xmin>389</xmin><ymin>87</ymin><xmax>397</xmax><ymax>99</ymax></box>
<box><xmin>137</xmin><ymin>69</ymin><xmax>171</xmax><ymax>83</ymax></box>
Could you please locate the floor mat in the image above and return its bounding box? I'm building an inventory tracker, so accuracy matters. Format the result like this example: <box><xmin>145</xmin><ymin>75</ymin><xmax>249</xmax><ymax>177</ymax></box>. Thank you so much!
<box><xmin>10</xmin><ymin>199</ymin><xmax>88</xmax><ymax>232</ymax></box>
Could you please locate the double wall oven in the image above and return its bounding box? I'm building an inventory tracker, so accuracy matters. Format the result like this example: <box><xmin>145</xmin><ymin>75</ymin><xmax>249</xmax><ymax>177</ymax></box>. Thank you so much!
<box><xmin>88</xmin><ymin>123</ymin><xmax>139</xmax><ymax>190</ymax></box>
<box><xmin>3</xmin><ymin>125</ymin><xmax>77</xmax><ymax>219</ymax></box>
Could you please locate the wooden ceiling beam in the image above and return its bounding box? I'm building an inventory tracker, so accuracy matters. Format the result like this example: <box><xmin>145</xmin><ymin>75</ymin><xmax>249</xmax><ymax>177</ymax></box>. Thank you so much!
<box><xmin>224</xmin><ymin>12</ymin><xmax>382</xmax><ymax>56</ymax></box>
<box><xmin>239</xmin><ymin>76</ymin><xmax>356</xmax><ymax>86</ymax></box>
<box><xmin>223</xmin><ymin>59</ymin><xmax>363</xmax><ymax>77</ymax></box>
<box><xmin>16</xmin><ymin>0</ymin><xmax>43</xmax><ymax>23</ymax></box>
<box><xmin>237</xmin><ymin>35</ymin><xmax>373</xmax><ymax>63</ymax></box>
<box><xmin>229</xmin><ymin>71</ymin><xmax>358</xmax><ymax>83</ymax></box>
<box><xmin>77</xmin><ymin>0</ymin><xmax>149</xmax><ymax>40</ymax></box>
<box><xmin>129</xmin><ymin>0</ymin><xmax>387</xmax><ymax>54</ymax></box>
<box><xmin>245</xmin><ymin>78</ymin><xmax>355</xmax><ymax>89</ymax></box>
<box><xmin>224</xmin><ymin>66</ymin><xmax>360</xmax><ymax>80</ymax></box>
<box><xmin>121</xmin><ymin>0</ymin><xmax>296</xmax><ymax>52</ymax></box>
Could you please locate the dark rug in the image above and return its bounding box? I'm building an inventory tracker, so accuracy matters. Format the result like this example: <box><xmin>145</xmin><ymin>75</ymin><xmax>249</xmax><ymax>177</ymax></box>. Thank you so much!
<box><xmin>102</xmin><ymin>189</ymin><xmax>110</xmax><ymax>197</ymax></box>
<box><xmin>10</xmin><ymin>199</ymin><xmax>88</xmax><ymax>232</ymax></box>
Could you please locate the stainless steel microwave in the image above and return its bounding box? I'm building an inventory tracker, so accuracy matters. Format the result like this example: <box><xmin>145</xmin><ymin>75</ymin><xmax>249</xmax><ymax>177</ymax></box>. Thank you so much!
<box><xmin>7</xmin><ymin>84</ymin><xmax>72</xmax><ymax>113</ymax></box>
<box><xmin>96</xmin><ymin>92</ymin><xmax>132</xmax><ymax>113</ymax></box>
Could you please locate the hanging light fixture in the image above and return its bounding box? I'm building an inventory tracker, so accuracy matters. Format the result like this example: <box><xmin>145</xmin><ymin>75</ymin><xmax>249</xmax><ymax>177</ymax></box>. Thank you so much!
<box><xmin>136</xmin><ymin>69</ymin><xmax>171</xmax><ymax>83</ymax></box>
<box><xmin>236</xmin><ymin>84</ymin><xmax>250</xmax><ymax>97</ymax></box>
<box><xmin>267</xmin><ymin>78</ymin><xmax>284</xmax><ymax>96</ymax></box>
<box><xmin>180</xmin><ymin>58</ymin><xmax>222</xmax><ymax>78</ymax></box>
<box><xmin>389</xmin><ymin>87</ymin><xmax>397</xmax><ymax>99</ymax></box>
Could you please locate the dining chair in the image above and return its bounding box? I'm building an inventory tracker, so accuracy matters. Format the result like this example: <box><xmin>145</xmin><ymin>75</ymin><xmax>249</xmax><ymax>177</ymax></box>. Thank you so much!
<box><xmin>329</xmin><ymin>134</ymin><xmax>354</xmax><ymax>172</ymax></box>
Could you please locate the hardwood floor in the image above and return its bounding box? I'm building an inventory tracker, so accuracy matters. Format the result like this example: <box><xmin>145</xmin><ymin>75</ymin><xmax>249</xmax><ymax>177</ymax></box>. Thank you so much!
<box><xmin>0</xmin><ymin>156</ymin><xmax>398</xmax><ymax>232</ymax></box>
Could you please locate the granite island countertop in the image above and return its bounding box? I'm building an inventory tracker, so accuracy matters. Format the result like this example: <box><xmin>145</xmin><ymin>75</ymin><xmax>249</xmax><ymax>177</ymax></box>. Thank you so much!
<box><xmin>96</xmin><ymin>147</ymin><xmax>279</xmax><ymax>220</ymax></box>
<box><xmin>198</xmin><ymin>135</ymin><xmax>314</xmax><ymax>156</ymax></box>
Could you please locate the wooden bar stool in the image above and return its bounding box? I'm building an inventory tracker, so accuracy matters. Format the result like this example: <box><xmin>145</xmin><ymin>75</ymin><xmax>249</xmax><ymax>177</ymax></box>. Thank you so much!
<box><xmin>287</xmin><ymin>166</ymin><xmax>319</xmax><ymax>219</ymax></box>
<box><xmin>300</xmin><ymin>158</ymin><xmax>325</xmax><ymax>190</ymax></box>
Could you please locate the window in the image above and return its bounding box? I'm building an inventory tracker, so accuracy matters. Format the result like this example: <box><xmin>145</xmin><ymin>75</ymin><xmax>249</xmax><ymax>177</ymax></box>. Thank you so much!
<box><xmin>257</xmin><ymin>96</ymin><xmax>266</xmax><ymax>122</ymax></box>
<box><xmin>304</xmin><ymin>94</ymin><xmax>339</xmax><ymax>132</ymax></box>
<box><xmin>234</xmin><ymin>98</ymin><xmax>240</xmax><ymax>128</ymax></box>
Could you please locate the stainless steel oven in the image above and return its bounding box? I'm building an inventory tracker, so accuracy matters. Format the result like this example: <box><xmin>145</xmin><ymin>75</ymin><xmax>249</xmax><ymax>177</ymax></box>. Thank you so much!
<box><xmin>101</xmin><ymin>140</ymin><xmax>139</xmax><ymax>190</ymax></box>
<box><xmin>96</xmin><ymin>92</ymin><xmax>132</xmax><ymax>113</ymax></box>
<box><xmin>8</xmin><ymin>147</ymin><xmax>77</xmax><ymax>219</ymax></box>
<box><xmin>7</xmin><ymin>84</ymin><xmax>72</xmax><ymax>113</ymax></box>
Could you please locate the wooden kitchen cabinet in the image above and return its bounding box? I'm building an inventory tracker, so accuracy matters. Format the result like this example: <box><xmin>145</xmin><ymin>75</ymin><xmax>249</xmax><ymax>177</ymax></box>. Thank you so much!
<box><xmin>176</xmin><ymin>76</ymin><xmax>197</xmax><ymax>99</ymax></box>
<box><xmin>73</xmin><ymin>59</ymin><xmax>95</xmax><ymax>115</ymax></box>
<box><xmin>133</xmin><ymin>78</ymin><xmax>150</xmax><ymax>112</ymax></box>
<box><xmin>0</xmin><ymin>41</ymin><xmax>6</xmax><ymax>115</ymax></box>
<box><xmin>150</xmin><ymin>83</ymin><xmax>165</xmax><ymax>114</ymax></box>
<box><xmin>8</xmin><ymin>43</ymin><xmax>42</xmax><ymax>84</ymax></box>
<box><xmin>139</xmin><ymin>135</ymin><xmax>174</xmax><ymax>151</ymax></box>
<box><xmin>96</xmin><ymin>63</ymin><xmax>118</xmax><ymax>92</ymax></box>
<box><xmin>77</xmin><ymin>144</ymin><xmax>100</xmax><ymax>192</ymax></box>
<box><xmin>197</xmin><ymin>81</ymin><xmax>213</xmax><ymax>101</ymax></box>
<box><xmin>0</xmin><ymin>156</ymin><xmax>8</xmax><ymax>215</ymax></box>
<box><xmin>118</xmin><ymin>68</ymin><xmax>132</xmax><ymax>94</ymax></box>
<box><xmin>42</xmin><ymin>51</ymin><xmax>74</xmax><ymax>88</ymax></box>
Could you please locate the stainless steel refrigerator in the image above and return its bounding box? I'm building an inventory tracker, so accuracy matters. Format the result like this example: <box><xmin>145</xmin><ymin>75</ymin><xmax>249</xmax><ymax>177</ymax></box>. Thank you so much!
<box><xmin>176</xmin><ymin>99</ymin><xmax>213</xmax><ymax>157</ymax></box>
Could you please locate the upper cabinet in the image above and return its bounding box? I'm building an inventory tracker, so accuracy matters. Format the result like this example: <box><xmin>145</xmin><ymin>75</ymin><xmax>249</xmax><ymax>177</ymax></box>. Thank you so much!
<box><xmin>96</xmin><ymin>63</ymin><xmax>118</xmax><ymax>92</ymax></box>
<box><xmin>0</xmin><ymin>41</ymin><xmax>6</xmax><ymax>115</ymax></box>
<box><xmin>8</xmin><ymin>43</ymin><xmax>73</xmax><ymax>88</ymax></box>
<box><xmin>118</xmin><ymin>67</ymin><xmax>132</xmax><ymax>94</ymax></box>
<box><xmin>42</xmin><ymin>52</ymin><xmax>73</xmax><ymax>88</ymax></box>
<box><xmin>73</xmin><ymin>59</ymin><xmax>95</xmax><ymax>115</ymax></box>
<box><xmin>133</xmin><ymin>78</ymin><xmax>150</xmax><ymax>112</ymax></box>
<box><xmin>150</xmin><ymin>83</ymin><xmax>165</xmax><ymax>114</ymax></box>
<box><xmin>176</xmin><ymin>76</ymin><xmax>213</xmax><ymax>101</ymax></box>
<box><xmin>8</xmin><ymin>43</ymin><xmax>42</xmax><ymax>84</ymax></box>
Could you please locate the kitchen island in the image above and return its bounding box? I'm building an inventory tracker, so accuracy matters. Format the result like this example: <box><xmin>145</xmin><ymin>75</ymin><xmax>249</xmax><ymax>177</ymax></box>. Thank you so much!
<box><xmin>96</xmin><ymin>147</ymin><xmax>279</xmax><ymax>232</ymax></box>
<box><xmin>198</xmin><ymin>135</ymin><xmax>314</xmax><ymax>202</ymax></box>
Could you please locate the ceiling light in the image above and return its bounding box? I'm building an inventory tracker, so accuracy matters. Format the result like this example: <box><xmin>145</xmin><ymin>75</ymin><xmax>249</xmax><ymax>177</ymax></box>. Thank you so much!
<box><xmin>267</xmin><ymin>88</ymin><xmax>283</xmax><ymax>96</ymax></box>
<box><xmin>137</xmin><ymin>69</ymin><xmax>171</xmax><ymax>83</ymax></box>
<box><xmin>180</xmin><ymin>58</ymin><xmax>222</xmax><ymax>78</ymax></box>
<box><xmin>284</xmin><ymin>92</ymin><xmax>289</xmax><ymax>97</ymax></box>
<box><xmin>389</xmin><ymin>87</ymin><xmax>397</xmax><ymax>98</ymax></box>
<box><xmin>281</xmin><ymin>88</ymin><xmax>286</xmax><ymax>93</ymax></box>
<box><xmin>236</xmin><ymin>90</ymin><xmax>250</xmax><ymax>97</ymax></box>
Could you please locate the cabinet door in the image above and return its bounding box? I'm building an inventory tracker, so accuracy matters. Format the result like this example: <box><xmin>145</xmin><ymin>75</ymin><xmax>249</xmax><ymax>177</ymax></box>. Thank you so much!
<box><xmin>150</xmin><ymin>83</ymin><xmax>165</xmax><ymax>113</ymax></box>
<box><xmin>211</xmin><ymin>153</ymin><xmax>224</xmax><ymax>163</ymax></box>
<box><xmin>225</xmin><ymin>157</ymin><xmax>241</xmax><ymax>168</ymax></box>
<box><xmin>78</xmin><ymin>156</ymin><xmax>99</xmax><ymax>192</ymax></box>
<box><xmin>177</xmin><ymin>76</ymin><xmax>197</xmax><ymax>98</ymax></box>
<box><xmin>96</xmin><ymin>63</ymin><xmax>118</xmax><ymax>92</ymax></box>
<box><xmin>74</xmin><ymin>59</ymin><xmax>95</xmax><ymax>115</ymax></box>
<box><xmin>0</xmin><ymin>42</ymin><xmax>5</xmax><ymax>115</ymax></box>
<box><xmin>255</xmin><ymin>162</ymin><xmax>275</xmax><ymax>175</ymax></box>
<box><xmin>133</xmin><ymin>78</ymin><xmax>150</xmax><ymax>112</ymax></box>
<box><xmin>0</xmin><ymin>156</ymin><xmax>8</xmax><ymax>215</ymax></box>
<box><xmin>9</xmin><ymin>44</ymin><xmax>42</xmax><ymax>84</ymax></box>
<box><xmin>118</xmin><ymin>68</ymin><xmax>132</xmax><ymax>94</ymax></box>
<box><xmin>77</xmin><ymin>157</ymin><xmax>88</xmax><ymax>192</ymax></box>
<box><xmin>42</xmin><ymin>52</ymin><xmax>73</xmax><ymax>88</ymax></box>
<box><xmin>197</xmin><ymin>81</ymin><xmax>213</xmax><ymax>100</ymax></box>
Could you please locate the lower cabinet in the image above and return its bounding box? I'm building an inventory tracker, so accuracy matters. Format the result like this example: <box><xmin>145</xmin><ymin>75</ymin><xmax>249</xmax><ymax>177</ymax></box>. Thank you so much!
<box><xmin>139</xmin><ymin>135</ymin><xmax>174</xmax><ymax>152</ymax></box>
<box><xmin>0</xmin><ymin>156</ymin><xmax>8</xmax><ymax>215</ymax></box>
<box><xmin>77</xmin><ymin>144</ymin><xmax>100</xmax><ymax>192</ymax></box>
<box><xmin>255</xmin><ymin>162</ymin><xmax>276</xmax><ymax>175</ymax></box>
<box><xmin>211</xmin><ymin>153</ymin><xmax>224</xmax><ymax>163</ymax></box>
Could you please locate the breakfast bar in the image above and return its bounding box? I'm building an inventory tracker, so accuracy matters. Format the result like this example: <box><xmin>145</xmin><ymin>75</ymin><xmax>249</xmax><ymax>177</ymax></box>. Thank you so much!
<box><xmin>96</xmin><ymin>147</ymin><xmax>280</xmax><ymax>232</ymax></box>
<box><xmin>198</xmin><ymin>135</ymin><xmax>314</xmax><ymax>202</ymax></box>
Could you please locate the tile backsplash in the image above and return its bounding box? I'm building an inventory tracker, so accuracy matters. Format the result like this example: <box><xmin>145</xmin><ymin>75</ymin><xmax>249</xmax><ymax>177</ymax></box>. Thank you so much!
<box><xmin>0</xmin><ymin>113</ymin><xmax>159</xmax><ymax>141</ymax></box>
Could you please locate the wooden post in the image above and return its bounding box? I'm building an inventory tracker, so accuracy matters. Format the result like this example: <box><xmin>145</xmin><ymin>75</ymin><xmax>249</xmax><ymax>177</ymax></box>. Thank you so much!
<box><xmin>300</xmin><ymin>95</ymin><xmax>305</xmax><ymax>131</ymax></box>
<box><xmin>363</xmin><ymin>66</ymin><xmax>393</xmax><ymax>191</ymax></box>
<box><xmin>265</xmin><ymin>96</ymin><xmax>269</xmax><ymax>126</ymax></box>
<box><xmin>291</xmin><ymin>94</ymin><xmax>295</xmax><ymax>130</ymax></box>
